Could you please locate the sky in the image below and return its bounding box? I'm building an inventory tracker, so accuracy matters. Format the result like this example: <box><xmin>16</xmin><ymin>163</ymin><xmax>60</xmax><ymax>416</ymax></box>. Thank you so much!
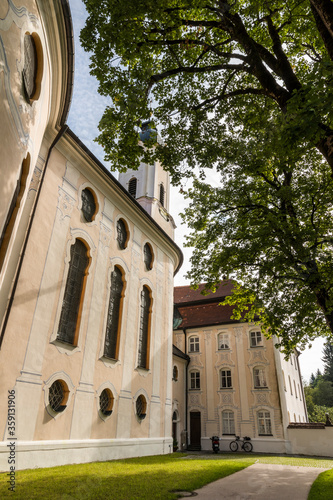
<box><xmin>67</xmin><ymin>0</ymin><xmax>326</xmax><ymax>383</ymax></box>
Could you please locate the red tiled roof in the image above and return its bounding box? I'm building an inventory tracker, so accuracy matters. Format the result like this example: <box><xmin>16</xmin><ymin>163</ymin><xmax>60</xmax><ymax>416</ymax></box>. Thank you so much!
<box><xmin>174</xmin><ymin>280</ymin><xmax>235</xmax><ymax>305</ymax></box>
<box><xmin>176</xmin><ymin>301</ymin><xmax>238</xmax><ymax>329</ymax></box>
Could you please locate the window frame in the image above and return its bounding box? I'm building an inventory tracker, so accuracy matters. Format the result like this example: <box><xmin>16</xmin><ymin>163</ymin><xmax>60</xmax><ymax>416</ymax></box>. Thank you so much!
<box><xmin>190</xmin><ymin>370</ymin><xmax>200</xmax><ymax>390</ymax></box>
<box><xmin>218</xmin><ymin>332</ymin><xmax>230</xmax><ymax>350</ymax></box>
<box><xmin>128</xmin><ymin>177</ymin><xmax>137</xmax><ymax>198</ymax></box>
<box><xmin>81</xmin><ymin>187</ymin><xmax>97</xmax><ymax>222</ymax></box>
<box><xmin>222</xmin><ymin>410</ymin><xmax>235</xmax><ymax>435</ymax></box>
<box><xmin>220</xmin><ymin>369</ymin><xmax>232</xmax><ymax>389</ymax></box>
<box><xmin>188</xmin><ymin>336</ymin><xmax>200</xmax><ymax>353</ymax></box>
<box><xmin>257</xmin><ymin>410</ymin><xmax>272</xmax><ymax>436</ymax></box>
<box><xmin>56</xmin><ymin>238</ymin><xmax>90</xmax><ymax>347</ymax></box>
<box><xmin>137</xmin><ymin>285</ymin><xmax>152</xmax><ymax>370</ymax></box>
<box><xmin>103</xmin><ymin>266</ymin><xmax>125</xmax><ymax>360</ymax></box>
<box><xmin>250</xmin><ymin>330</ymin><xmax>263</xmax><ymax>347</ymax></box>
<box><xmin>253</xmin><ymin>366</ymin><xmax>268</xmax><ymax>389</ymax></box>
<box><xmin>116</xmin><ymin>218</ymin><xmax>129</xmax><ymax>250</ymax></box>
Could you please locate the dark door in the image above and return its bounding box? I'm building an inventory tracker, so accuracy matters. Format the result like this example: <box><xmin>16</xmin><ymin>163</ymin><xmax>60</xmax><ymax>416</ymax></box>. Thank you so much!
<box><xmin>189</xmin><ymin>411</ymin><xmax>201</xmax><ymax>450</ymax></box>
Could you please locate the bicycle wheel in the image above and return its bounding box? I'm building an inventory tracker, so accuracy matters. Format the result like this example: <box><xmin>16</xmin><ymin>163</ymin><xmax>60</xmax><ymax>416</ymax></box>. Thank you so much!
<box><xmin>229</xmin><ymin>441</ymin><xmax>238</xmax><ymax>452</ymax></box>
<box><xmin>243</xmin><ymin>441</ymin><xmax>253</xmax><ymax>452</ymax></box>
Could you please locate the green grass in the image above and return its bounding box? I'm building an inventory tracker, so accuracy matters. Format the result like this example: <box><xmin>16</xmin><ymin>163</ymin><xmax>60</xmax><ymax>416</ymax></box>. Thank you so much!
<box><xmin>309</xmin><ymin>469</ymin><xmax>333</xmax><ymax>499</ymax></box>
<box><xmin>0</xmin><ymin>453</ymin><xmax>332</xmax><ymax>500</ymax></box>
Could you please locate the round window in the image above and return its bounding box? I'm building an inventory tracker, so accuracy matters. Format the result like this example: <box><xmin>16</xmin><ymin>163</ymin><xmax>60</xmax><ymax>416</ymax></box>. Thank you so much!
<box><xmin>49</xmin><ymin>380</ymin><xmax>68</xmax><ymax>412</ymax></box>
<box><xmin>81</xmin><ymin>188</ymin><xmax>97</xmax><ymax>222</ymax></box>
<box><xmin>143</xmin><ymin>243</ymin><xmax>153</xmax><ymax>271</ymax></box>
<box><xmin>99</xmin><ymin>388</ymin><xmax>114</xmax><ymax>416</ymax></box>
<box><xmin>117</xmin><ymin>219</ymin><xmax>128</xmax><ymax>249</ymax></box>
<box><xmin>136</xmin><ymin>394</ymin><xmax>147</xmax><ymax>420</ymax></box>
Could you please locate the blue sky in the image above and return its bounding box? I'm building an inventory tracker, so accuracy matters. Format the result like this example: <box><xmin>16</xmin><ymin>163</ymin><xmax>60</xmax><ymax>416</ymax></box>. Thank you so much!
<box><xmin>67</xmin><ymin>0</ymin><xmax>325</xmax><ymax>382</ymax></box>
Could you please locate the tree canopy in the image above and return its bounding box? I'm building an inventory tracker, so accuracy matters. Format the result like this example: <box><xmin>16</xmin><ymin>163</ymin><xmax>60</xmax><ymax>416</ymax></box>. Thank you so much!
<box><xmin>81</xmin><ymin>0</ymin><xmax>333</xmax><ymax>354</ymax></box>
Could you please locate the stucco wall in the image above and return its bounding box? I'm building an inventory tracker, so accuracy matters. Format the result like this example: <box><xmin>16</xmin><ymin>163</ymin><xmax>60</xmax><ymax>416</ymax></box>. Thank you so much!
<box><xmin>287</xmin><ymin>426</ymin><xmax>333</xmax><ymax>457</ymax></box>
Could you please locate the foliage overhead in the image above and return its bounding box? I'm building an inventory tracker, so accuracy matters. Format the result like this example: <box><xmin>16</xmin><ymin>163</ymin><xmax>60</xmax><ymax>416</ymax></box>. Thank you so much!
<box><xmin>81</xmin><ymin>0</ymin><xmax>333</xmax><ymax>354</ymax></box>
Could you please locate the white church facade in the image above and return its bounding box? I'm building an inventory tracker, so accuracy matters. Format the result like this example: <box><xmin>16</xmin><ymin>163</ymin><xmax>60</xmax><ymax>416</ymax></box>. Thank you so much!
<box><xmin>0</xmin><ymin>0</ymin><xmax>182</xmax><ymax>470</ymax></box>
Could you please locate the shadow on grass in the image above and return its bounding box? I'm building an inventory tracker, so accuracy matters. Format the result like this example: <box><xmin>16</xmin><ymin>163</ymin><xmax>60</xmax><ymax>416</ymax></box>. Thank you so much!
<box><xmin>0</xmin><ymin>454</ymin><xmax>253</xmax><ymax>500</ymax></box>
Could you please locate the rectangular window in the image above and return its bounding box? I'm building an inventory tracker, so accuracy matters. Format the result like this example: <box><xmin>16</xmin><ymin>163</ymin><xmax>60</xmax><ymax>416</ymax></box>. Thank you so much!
<box><xmin>189</xmin><ymin>336</ymin><xmax>199</xmax><ymax>352</ymax></box>
<box><xmin>258</xmin><ymin>411</ymin><xmax>272</xmax><ymax>435</ymax></box>
<box><xmin>190</xmin><ymin>371</ymin><xmax>200</xmax><ymax>389</ymax></box>
<box><xmin>218</xmin><ymin>333</ymin><xmax>229</xmax><ymax>350</ymax></box>
<box><xmin>222</xmin><ymin>410</ymin><xmax>235</xmax><ymax>435</ymax></box>
<box><xmin>221</xmin><ymin>369</ymin><xmax>232</xmax><ymax>389</ymax></box>
<box><xmin>250</xmin><ymin>331</ymin><xmax>262</xmax><ymax>347</ymax></box>
<box><xmin>254</xmin><ymin>368</ymin><xmax>267</xmax><ymax>388</ymax></box>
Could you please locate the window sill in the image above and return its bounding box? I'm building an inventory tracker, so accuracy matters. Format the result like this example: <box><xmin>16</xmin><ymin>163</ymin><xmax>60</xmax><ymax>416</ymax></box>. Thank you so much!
<box><xmin>258</xmin><ymin>434</ymin><xmax>273</xmax><ymax>437</ymax></box>
<box><xmin>135</xmin><ymin>366</ymin><xmax>150</xmax><ymax>378</ymax></box>
<box><xmin>50</xmin><ymin>339</ymin><xmax>81</xmax><ymax>356</ymax></box>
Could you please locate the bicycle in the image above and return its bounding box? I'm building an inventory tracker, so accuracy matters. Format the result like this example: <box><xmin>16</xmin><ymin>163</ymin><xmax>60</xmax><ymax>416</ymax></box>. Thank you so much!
<box><xmin>229</xmin><ymin>436</ymin><xmax>253</xmax><ymax>452</ymax></box>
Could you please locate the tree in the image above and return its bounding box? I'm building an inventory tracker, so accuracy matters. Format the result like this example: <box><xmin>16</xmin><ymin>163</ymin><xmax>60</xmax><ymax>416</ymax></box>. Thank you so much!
<box><xmin>81</xmin><ymin>0</ymin><xmax>333</xmax><ymax>353</ymax></box>
<box><xmin>322</xmin><ymin>342</ymin><xmax>333</xmax><ymax>382</ymax></box>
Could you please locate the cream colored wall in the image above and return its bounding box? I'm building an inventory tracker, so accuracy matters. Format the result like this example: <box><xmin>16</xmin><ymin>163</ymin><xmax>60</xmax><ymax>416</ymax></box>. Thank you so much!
<box><xmin>0</xmin><ymin>131</ymin><xmax>179</xmax><ymax>468</ymax></box>
<box><xmin>287</xmin><ymin>427</ymin><xmax>333</xmax><ymax>457</ymax></box>
<box><xmin>0</xmin><ymin>0</ymin><xmax>67</xmax><ymax>332</ymax></box>
<box><xmin>174</xmin><ymin>323</ymin><xmax>292</xmax><ymax>453</ymax></box>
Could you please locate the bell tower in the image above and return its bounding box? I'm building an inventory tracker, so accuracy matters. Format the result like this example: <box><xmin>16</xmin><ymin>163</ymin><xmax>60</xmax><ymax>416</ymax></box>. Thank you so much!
<box><xmin>118</xmin><ymin>121</ymin><xmax>176</xmax><ymax>239</ymax></box>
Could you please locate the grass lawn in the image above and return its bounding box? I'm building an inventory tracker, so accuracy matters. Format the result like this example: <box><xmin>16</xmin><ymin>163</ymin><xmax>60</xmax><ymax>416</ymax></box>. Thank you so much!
<box><xmin>0</xmin><ymin>453</ymin><xmax>332</xmax><ymax>499</ymax></box>
<box><xmin>309</xmin><ymin>469</ymin><xmax>333</xmax><ymax>500</ymax></box>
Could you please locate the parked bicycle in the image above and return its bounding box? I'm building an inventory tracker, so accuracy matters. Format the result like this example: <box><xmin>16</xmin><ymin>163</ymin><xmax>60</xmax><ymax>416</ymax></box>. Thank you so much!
<box><xmin>229</xmin><ymin>436</ymin><xmax>253</xmax><ymax>452</ymax></box>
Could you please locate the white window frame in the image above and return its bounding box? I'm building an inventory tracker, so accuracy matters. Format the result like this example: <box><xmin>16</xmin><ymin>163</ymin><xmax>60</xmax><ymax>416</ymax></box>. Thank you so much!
<box><xmin>257</xmin><ymin>410</ymin><xmax>272</xmax><ymax>435</ymax></box>
<box><xmin>220</xmin><ymin>369</ymin><xmax>232</xmax><ymax>389</ymax></box>
<box><xmin>250</xmin><ymin>330</ymin><xmax>262</xmax><ymax>347</ymax></box>
<box><xmin>218</xmin><ymin>332</ymin><xmax>229</xmax><ymax>350</ymax></box>
<box><xmin>190</xmin><ymin>370</ymin><xmax>200</xmax><ymax>390</ymax></box>
<box><xmin>222</xmin><ymin>410</ymin><xmax>235</xmax><ymax>435</ymax></box>
<box><xmin>189</xmin><ymin>336</ymin><xmax>200</xmax><ymax>353</ymax></box>
<box><xmin>253</xmin><ymin>366</ymin><xmax>267</xmax><ymax>388</ymax></box>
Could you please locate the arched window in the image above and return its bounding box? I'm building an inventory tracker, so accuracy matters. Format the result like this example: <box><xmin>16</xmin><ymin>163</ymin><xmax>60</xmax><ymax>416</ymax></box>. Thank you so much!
<box><xmin>189</xmin><ymin>336</ymin><xmax>199</xmax><ymax>352</ymax></box>
<box><xmin>143</xmin><ymin>243</ymin><xmax>153</xmax><ymax>271</ymax></box>
<box><xmin>257</xmin><ymin>410</ymin><xmax>272</xmax><ymax>435</ymax></box>
<box><xmin>128</xmin><ymin>178</ymin><xmax>137</xmax><ymax>197</ymax></box>
<box><xmin>0</xmin><ymin>155</ymin><xmax>30</xmax><ymax>272</ymax></box>
<box><xmin>190</xmin><ymin>370</ymin><xmax>200</xmax><ymax>389</ymax></box>
<box><xmin>221</xmin><ymin>369</ymin><xmax>232</xmax><ymax>389</ymax></box>
<box><xmin>57</xmin><ymin>239</ymin><xmax>89</xmax><ymax>345</ymax></box>
<box><xmin>104</xmin><ymin>266</ymin><xmax>125</xmax><ymax>359</ymax></box>
<box><xmin>222</xmin><ymin>410</ymin><xmax>235</xmax><ymax>435</ymax></box>
<box><xmin>116</xmin><ymin>218</ymin><xmax>129</xmax><ymax>249</ymax></box>
<box><xmin>138</xmin><ymin>286</ymin><xmax>152</xmax><ymax>369</ymax></box>
<box><xmin>294</xmin><ymin>380</ymin><xmax>298</xmax><ymax>398</ymax></box>
<box><xmin>159</xmin><ymin>184</ymin><xmax>165</xmax><ymax>207</ymax></box>
<box><xmin>298</xmin><ymin>383</ymin><xmax>302</xmax><ymax>401</ymax></box>
<box><xmin>253</xmin><ymin>367</ymin><xmax>267</xmax><ymax>388</ymax></box>
<box><xmin>81</xmin><ymin>188</ymin><xmax>97</xmax><ymax>222</ymax></box>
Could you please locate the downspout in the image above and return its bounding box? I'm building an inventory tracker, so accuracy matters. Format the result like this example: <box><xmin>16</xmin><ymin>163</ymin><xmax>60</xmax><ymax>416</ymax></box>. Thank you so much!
<box><xmin>0</xmin><ymin>125</ymin><xmax>68</xmax><ymax>348</ymax></box>
<box><xmin>183</xmin><ymin>328</ymin><xmax>190</xmax><ymax>449</ymax></box>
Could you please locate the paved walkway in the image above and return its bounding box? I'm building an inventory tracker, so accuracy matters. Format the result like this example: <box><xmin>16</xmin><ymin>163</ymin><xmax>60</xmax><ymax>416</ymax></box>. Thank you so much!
<box><xmin>191</xmin><ymin>463</ymin><xmax>328</xmax><ymax>499</ymax></box>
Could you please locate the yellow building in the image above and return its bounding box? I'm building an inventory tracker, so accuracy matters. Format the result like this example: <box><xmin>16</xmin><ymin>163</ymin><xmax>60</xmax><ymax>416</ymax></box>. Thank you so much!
<box><xmin>0</xmin><ymin>0</ymin><xmax>182</xmax><ymax>470</ymax></box>
<box><xmin>173</xmin><ymin>283</ymin><xmax>308</xmax><ymax>454</ymax></box>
